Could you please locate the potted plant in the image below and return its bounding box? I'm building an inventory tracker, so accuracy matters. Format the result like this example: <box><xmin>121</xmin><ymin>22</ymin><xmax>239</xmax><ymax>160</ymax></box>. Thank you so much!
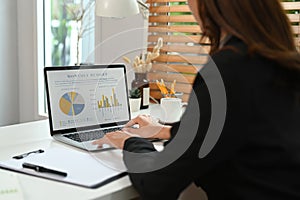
<box><xmin>129</xmin><ymin>88</ymin><xmax>141</xmax><ymax>112</ymax></box>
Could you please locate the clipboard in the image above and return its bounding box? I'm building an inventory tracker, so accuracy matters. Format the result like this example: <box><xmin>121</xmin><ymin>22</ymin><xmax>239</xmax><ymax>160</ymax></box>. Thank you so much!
<box><xmin>0</xmin><ymin>146</ymin><xmax>127</xmax><ymax>189</ymax></box>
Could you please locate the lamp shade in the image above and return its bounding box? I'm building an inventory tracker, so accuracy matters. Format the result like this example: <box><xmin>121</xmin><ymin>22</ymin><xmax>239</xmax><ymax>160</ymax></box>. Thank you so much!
<box><xmin>96</xmin><ymin>0</ymin><xmax>140</xmax><ymax>18</ymax></box>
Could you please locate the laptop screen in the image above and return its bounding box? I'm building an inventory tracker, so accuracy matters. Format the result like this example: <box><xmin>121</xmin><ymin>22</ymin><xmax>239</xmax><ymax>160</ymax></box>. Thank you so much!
<box><xmin>45</xmin><ymin>65</ymin><xmax>130</xmax><ymax>132</ymax></box>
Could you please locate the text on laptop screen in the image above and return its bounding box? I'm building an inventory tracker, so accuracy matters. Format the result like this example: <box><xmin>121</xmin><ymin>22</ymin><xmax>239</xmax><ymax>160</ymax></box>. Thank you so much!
<box><xmin>47</xmin><ymin>68</ymin><xmax>130</xmax><ymax>131</ymax></box>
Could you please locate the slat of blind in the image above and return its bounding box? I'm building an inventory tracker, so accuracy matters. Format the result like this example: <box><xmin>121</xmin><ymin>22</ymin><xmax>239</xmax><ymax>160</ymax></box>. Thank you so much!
<box><xmin>282</xmin><ymin>2</ymin><xmax>300</xmax><ymax>10</ymax></box>
<box><xmin>148</xmin><ymin>35</ymin><xmax>209</xmax><ymax>44</ymax></box>
<box><xmin>149</xmin><ymin>25</ymin><xmax>201</xmax><ymax>33</ymax></box>
<box><xmin>151</xmin><ymin>63</ymin><xmax>201</xmax><ymax>74</ymax></box>
<box><xmin>148</xmin><ymin>45</ymin><xmax>210</xmax><ymax>54</ymax></box>
<box><xmin>151</xmin><ymin>90</ymin><xmax>190</xmax><ymax>102</ymax></box>
<box><xmin>154</xmin><ymin>54</ymin><xmax>208</xmax><ymax>65</ymax></box>
<box><xmin>150</xmin><ymin>5</ymin><xmax>191</xmax><ymax>13</ymax></box>
<box><xmin>149</xmin><ymin>15</ymin><xmax>197</xmax><ymax>23</ymax></box>
<box><xmin>148</xmin><ymin>72</ymin><xmax>196</xmax><ymax>84</ymax></box>
<box><xmin>292</xmin><ymin>25</ymin><xmax>300</xmax><ymax>34</ymax></box>
<box><xmin>150</xmin><ymin>82</ymin><xmax>193</xmax><ymax>94</ymax></box>
<box><xmin>295</xmin><ymin>38</ymin><xmax>300</xmax><ymax>47</ymax></box>
<box><xmin>287</xmin><ymin>14</ymin><xmax>300</xmax><ymax>22</ymax></box>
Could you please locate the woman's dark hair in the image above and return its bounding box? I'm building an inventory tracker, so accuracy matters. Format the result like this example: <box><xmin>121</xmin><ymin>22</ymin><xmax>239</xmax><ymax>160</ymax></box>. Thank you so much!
<box><xmin>198</xmin><ymin>0</ymin><xmax>300</xmax><ymax>70</ymax></box>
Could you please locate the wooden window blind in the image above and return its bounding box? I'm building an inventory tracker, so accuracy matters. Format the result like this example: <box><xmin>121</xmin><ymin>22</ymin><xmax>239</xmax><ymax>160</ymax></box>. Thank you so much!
<box><xmin>282</xmin><ymin>1</ymin><xmax>300</xmax><ymax>49</ymax></box>
<box><xmin>147</xmin><ymin>0</ymin><xmax>300</xmax><ymax>102</ymax></box>
<box><xmin>146</xmin><ymin>0</ymin><xmax>209</xmax><ymax>102</ymax></box>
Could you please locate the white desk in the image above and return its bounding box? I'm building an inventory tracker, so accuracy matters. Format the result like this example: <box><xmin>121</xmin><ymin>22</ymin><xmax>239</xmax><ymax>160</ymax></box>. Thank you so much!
<box><xmin>0</xmin><ymin>105</ymin><xmax>163</xmax><ymax>200</ymax></box>
<box><xmin>0</xmin><ymin>104</ymin><xmax>206</xmax><ymax>200</ymax></box>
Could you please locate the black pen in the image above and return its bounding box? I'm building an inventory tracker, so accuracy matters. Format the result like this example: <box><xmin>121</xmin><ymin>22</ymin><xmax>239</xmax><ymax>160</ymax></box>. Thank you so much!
<box><xmin>13</xmin><ymin>149</ymin><xmax>44</xmax><ymax>159</ymax></box>
<box><xmin>22</xmin><ymin>162</ymin><xmax>67</xmax><ymax>177</ymax></box>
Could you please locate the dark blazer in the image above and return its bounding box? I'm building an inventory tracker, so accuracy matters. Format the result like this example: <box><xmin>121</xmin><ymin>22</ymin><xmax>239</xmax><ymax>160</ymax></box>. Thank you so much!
<box><xmin>123</xmin><ymin>37</ymin><xmax>300</xmax><ymax>200</ymax></box>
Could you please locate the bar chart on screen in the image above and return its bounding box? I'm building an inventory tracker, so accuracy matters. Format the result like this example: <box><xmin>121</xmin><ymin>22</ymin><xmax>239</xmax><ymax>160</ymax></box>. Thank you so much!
<box><xmin>94</xmin><ymin>87</ymin><xmax>128</xmax><ymax>122</ymax></box>
<box><xmin>97</xmin><ymin>88</ymin><xmax>122</xmax><ymax>108</ymax></box>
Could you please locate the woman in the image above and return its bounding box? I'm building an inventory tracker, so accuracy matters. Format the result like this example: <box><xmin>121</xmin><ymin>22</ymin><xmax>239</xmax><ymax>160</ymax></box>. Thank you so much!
<box><xmin>93</xmin><ymin>0</ymin><xmax>300</xmax><ymax>199</ymax></box>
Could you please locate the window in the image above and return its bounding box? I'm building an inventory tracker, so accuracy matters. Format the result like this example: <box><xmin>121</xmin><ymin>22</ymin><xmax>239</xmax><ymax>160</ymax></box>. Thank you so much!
<box><xmin>39</xmin><ymin>0</ymin><xmax>95</xmax><ymax>115</ymax></box>
<box><xmin>44</xmin><ymin>0</ymin><xmax>95</xmax><ymax>67</ymax></box>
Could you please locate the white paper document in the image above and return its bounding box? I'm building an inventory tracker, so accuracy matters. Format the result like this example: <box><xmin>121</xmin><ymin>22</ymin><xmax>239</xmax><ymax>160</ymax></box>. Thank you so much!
<box><xmin>0</xmin><ymin>147</ymin><xmax>127</xmax><ymax>188</ymax></box>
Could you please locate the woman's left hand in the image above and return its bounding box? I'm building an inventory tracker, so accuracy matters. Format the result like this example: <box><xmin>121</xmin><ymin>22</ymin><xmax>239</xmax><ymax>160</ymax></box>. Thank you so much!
<box><xmin>92</xmin><ymin>130</ymin><xmax>134</xmax><ymax>149</ymax></box>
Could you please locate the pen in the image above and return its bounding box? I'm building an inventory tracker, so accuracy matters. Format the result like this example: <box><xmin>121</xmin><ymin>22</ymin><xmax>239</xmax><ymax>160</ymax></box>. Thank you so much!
<box><xmin>13</xmin><ymin>149</ymin><xmax>44</xmax><ymax>159</ymax></box>
<box><xmin>22</xmin><ymin>162</ymin><xmax>67</xmax><ymax>177</ymax></box>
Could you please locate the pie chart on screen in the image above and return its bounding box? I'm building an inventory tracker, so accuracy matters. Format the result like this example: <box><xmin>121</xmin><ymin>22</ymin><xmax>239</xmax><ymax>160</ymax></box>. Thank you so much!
<box><xmin>59</xmin><ymin>92</ymin><xmax>85</xmax><ymax>116</ymax></box>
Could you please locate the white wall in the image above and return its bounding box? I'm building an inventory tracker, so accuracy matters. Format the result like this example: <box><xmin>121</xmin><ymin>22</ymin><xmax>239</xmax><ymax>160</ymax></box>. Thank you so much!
<box><xmin>17</xmin><ymin>0</ymin><xmax>45</xmax><ymax>124</ymax></box>
<box><xmin>0</xmin><ymin>0</ymin><xmax>19</xmax><ymax>126</ymax></box>
<box><xmin>94</xmin><ymin>12</ymin><xmax>148</xmax><ymax>88</ymax></box>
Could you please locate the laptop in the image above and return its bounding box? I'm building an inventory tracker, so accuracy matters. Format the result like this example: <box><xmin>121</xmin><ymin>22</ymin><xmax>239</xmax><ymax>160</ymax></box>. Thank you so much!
<box><xmin>44</xmin><ymin>64</ymin><xmax>131</xmax><ymax>151</ymax></box>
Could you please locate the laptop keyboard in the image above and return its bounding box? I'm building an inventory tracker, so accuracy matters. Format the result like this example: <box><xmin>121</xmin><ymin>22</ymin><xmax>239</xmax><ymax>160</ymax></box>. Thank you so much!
<box><xmin>63</xmin><ymin>127</ymin><xmax>122</xmax><ymax>142</ymax></box>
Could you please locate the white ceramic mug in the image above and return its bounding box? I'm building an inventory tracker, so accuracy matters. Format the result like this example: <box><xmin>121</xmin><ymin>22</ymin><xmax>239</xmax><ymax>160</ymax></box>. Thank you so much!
<box><xmin>160</xmin><ymin>98</ymin><xmax>183</xmax><ymax>123</ymax></box>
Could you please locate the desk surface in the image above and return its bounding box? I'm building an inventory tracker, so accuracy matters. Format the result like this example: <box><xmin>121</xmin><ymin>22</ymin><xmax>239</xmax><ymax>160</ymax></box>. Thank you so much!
<box><xmin>0</xmin><ymin>105</ymin><xmax>161</xmax><ymax>200</ymax></box>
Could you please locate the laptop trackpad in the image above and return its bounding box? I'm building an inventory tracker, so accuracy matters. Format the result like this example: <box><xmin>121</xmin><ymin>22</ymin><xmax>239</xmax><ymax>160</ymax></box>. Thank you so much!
<box><xmin>82</xmin><ymin>141</ymin><xmax>114</xmax><ymax>152</ymax></box>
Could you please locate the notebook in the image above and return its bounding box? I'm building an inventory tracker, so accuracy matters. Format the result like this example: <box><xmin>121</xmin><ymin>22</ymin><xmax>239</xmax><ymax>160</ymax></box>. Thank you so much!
<box><xmin>44</xmin><ymin>64</ymin><xmax>131</xmax><ymax>151</ymax></box>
